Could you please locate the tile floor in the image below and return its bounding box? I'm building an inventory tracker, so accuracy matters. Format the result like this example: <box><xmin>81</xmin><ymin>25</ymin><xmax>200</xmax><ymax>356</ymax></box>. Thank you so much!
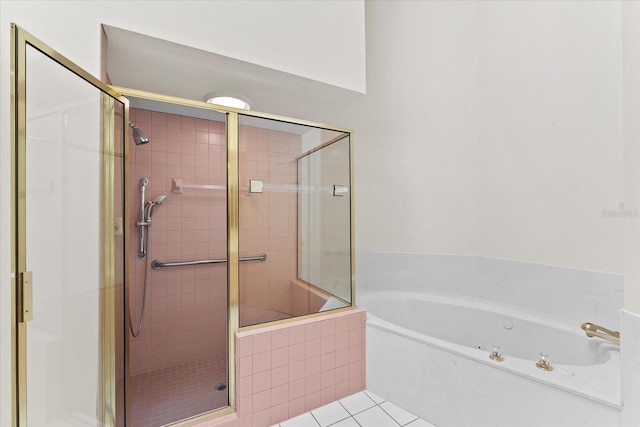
<box><xmin>272</xmin><ymin>390</ymin><xmax>437</xmax><ymax>427</ymax></box>
<box><xmin>128</xmin><ymin>355</ymin><xmax>228</xmax><ymax>426</ymax></box>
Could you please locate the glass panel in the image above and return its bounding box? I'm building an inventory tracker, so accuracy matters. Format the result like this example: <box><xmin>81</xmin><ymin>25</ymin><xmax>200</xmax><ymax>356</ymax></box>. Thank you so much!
<box><xmin>125</xmin><ymin>97</ymin><xmax>229</xmax><ymax>426</ymax></box>
<box><xmin>24</xmin><ymin>43</ymin><xmax>126</xmax><ymax>425</ymax></box>
<box><xmin>238</xmin><ymin>115</ymin><xmax>352</xmax><ymax>327</ymax></box>
<box><xmin>298</xmin><ymin>135</ymin><xmax>352</xmax><ymax>303</ymax></box>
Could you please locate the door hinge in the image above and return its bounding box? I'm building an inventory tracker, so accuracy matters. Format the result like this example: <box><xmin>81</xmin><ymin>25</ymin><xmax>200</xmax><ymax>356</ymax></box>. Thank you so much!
<box><xmin>18</xmin><ymin>271</ymin><xmax>33</xmax><ymax>322</ymax></box>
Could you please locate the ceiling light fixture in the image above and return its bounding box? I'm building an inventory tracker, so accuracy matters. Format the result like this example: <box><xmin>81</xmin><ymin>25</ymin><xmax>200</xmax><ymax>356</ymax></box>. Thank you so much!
<box><xmin>204</xmin><ymin>92</ymin><xmax>251</xmax><ymax>110</ymax></box>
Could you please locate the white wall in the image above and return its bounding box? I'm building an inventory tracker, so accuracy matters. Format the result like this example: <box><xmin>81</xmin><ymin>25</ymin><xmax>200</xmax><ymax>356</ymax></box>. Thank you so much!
<box><xmin>0</xmin><ymin>1</ymin><xmax>365</xmax><ymax>93</ymax></box>
<box><xmin>317</xmin><ymin>1</ymin><xmax>626</xmax><ymax>271</ymax></box>
<box><xmin>322</xmin><ymin>0</ymin><xmax>481</xmax><ymax>255</ymax></box>
<box><xmin>0</xmin><ymin>2</ymin><xmax>365</xmax><ymax>425</ymax></box>
<box><xmin>477</xmin><ymin>1</ymin><xmax>624</xmax><ymax>273</ymax></box>
<box><xmin>322</xmin><ymin>0</ymin><xmax>624</xmax><ymax>268</ymax></box>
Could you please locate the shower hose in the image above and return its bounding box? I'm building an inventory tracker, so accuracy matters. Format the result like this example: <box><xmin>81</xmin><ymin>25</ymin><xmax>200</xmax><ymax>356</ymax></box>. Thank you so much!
<box><xmin>129</xmin><ymin>231</ymin><xmax>151</xmax><ymax>338</ymax></box>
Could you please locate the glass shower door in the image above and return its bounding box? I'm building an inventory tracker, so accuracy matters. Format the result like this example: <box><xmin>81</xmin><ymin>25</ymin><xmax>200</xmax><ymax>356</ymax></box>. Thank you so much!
<box><xmin>124</xmin><ymin>98</ymin><xmax>230</xmax><ymax>426</ymax></box>
<box><xmin>13</xmin><ymin>26</ymin><xmax>126</xmax><ymax>426</ymax></box>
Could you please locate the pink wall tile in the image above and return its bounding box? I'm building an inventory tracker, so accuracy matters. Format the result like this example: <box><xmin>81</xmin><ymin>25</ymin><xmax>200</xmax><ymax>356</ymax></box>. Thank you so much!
<box><xmin>320</xmin><ymin>369</ymin><xmax>336</xmax><ymax>391</ymax></box>
<box><xmin>288</xmin><ymin>360</ymin><xmax>305</xmax><ymax>382</ymax></box>
<box><xmin>271</xmin><ymin>403</ymin><xmax>288</xmax><ymax>425</ymax></box>
<box><xmin>335</xmin><ymin>380</ymin><xmax>350</xmax><ymax>401</ymax></box>
<box><xmin>271</xmin><ymin>384</ymin><xmax>289</xmax><ymax>406</ymax></box>
<box><xmin>305</xmin><ymin>391</ymin><xmax>322</xmax><ymax>412</ymax></box>
<box><xmin>321</xmin><ymin>353</ymin><xmax>336</xmax><ymax>372</ymax></box>
<box><xmin>237</xmin><ymin>336</ymin><xmax>253</xmax><ymax>357</ymax></box>
<box><xmin>321</xmin><ymin>335</ymin><xmax>336</xmax><ymax>354</ymax></box>
<box><xmin>305</xmin><ymin>322</ymin><xmax>322</xmax><ymax>340</ymax></box>
<box><xmin>288</xmin><ymin>397</ymin><xmax>305</xmax><ymax>419</ymax></box>
<box><xmin>238</xmin><ymin>376</ymin><xmax>253</xmax><ymax>398</ymax></box>
<box><xmin>252</xmin><ymin>409</ymin><xmax>271</xmax><ymax>427</ymax></box>
<box><xmin>233</xmin><ymin>416</ymin><xmax>252</xmax><ymax>427</ymax></box>
<box><xmin>252</xmin><ymin>351</ymin><xmax>272</xmax><ymax>373</ymax></box>
<box><xmin>227</xmin><ymin>309</ymin><xmax>365</xmax><ymax>427</ymax></box>
<box><xmin>305</xmin><ymin>373</ymin><xmax>321</xmax><ymax>394</ymax></box>
<box><xmin>321</xmin><ymin>319</ymin><xmax>336</xmax><ymax>337</ymax></box>
<box><xmin>320</xmin><ymin>386</ymin><xmax>336</xmax><ymax>406</ymax></box>
<box><xmin>128</xmin><ymin>108</ymin><xmax>227</xmax><ymax>376</ymax></box>
<box><xmin>289</xmin><ymin>325</ymin><xmax>306</xmax><ymax>345</ymax></box>
<box><xmin>288</xmin><ymin>342</ymin><xmax>306</xmax><ymax>363</ymax></box>
<box><xmin>305</xmin><ymin>339</ymin><xmax>321</xmax><ymax>359</ymax></box>
<box><xmin>252</xmin><ymin>333</ymin><xmax>271</xmax><ymax>354</ymax></box>
<box><xmin>335</xmin><ymin>316</ymin><xmax>349</xmax><ymax>334</ymax></box>
<box><xmin>271</xmin><ymin>328</ymin><xmax>289</xmax><ymax>349</ymax></box>
<box><xmin>271</xmin><ymin>347</ymin><xmax>289</xmax><ymax>369</ymax></box>
<box><xmin>252</xmin><ymin>371</ymin><xmax>271</xmax><ymax>394</ymax></box>
<box><xmin>271</xmin><ymin>365</ymin><xmax>289</xmax><ymax>388</ymax></box>
<box><xmin>335</xmin><ymin>332</ymin><xmax>349</xmax><ymax>351</ymax></box>
<box><xmin>288</xmin><ymin>378</ymin><xmax>305</xmax><ymax>399</ymax></box>
<box><xmin>252</xmin><ymin>389</ymin><xmax>271</xmax><ymax>413</ymax></box>
<box><xmin>238</xmin><ymin>356</ymin><xmax>252</xmax><ymax>378</ymax></box>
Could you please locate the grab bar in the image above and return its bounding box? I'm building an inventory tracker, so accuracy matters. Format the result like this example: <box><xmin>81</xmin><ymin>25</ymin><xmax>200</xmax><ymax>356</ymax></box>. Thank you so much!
<box><xmin>151</xmin><ymin>253</ymin><xmax>267</xmax><ymax>270</ymax></box>
<box><xmin>581</xmin><ymin>322</ymin><xmax>620</xmax><ymax>345</ymax></box>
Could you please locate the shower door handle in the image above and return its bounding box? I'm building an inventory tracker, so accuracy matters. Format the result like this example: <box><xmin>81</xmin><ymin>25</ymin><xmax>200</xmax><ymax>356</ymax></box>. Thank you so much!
<box><xmin>18</xmin><ymin>271</ymin><xmax>33</xmax><ymax>322</ymax></box>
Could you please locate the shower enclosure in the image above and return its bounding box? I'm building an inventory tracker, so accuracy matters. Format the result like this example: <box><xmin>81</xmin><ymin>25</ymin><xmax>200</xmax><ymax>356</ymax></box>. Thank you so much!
<box><xmin>123</xmin><ymin>98</ymin><xmax>353</xmax><ymax>426</ymax></box>
<box><xmin>11</xmin><ymin>24</ymin><xmax>354</xmax><ymax>427</ymax></box>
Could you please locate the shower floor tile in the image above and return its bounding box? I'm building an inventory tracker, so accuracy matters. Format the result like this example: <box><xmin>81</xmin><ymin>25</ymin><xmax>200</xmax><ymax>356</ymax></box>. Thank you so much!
<box><xmin>128</xmin><ymin>355</ymin><xmax>228</xmax><ymax>427</ymax></box>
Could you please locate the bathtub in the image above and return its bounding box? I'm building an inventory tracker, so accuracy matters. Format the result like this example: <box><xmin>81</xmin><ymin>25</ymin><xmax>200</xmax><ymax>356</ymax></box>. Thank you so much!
<box><xmin>361</xmin><ymin>290</ymin><xmax>622</xmax><ymax>427</ymax></box>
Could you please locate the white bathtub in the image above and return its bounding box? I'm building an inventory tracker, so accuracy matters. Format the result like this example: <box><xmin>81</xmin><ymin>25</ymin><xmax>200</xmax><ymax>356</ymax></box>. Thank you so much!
<box><xmin>361</xmin><ymin>290</ymin><xmax>622</xmax><ymax>427</ymax></box>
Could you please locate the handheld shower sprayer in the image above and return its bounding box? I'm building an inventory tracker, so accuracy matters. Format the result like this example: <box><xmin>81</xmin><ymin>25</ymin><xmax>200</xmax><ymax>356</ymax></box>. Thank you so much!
<box><xmin>136</xmin><ymin>178</ymin><xmax>166</xmax><ymax>259</ymax></box>
<box><xmin>145</xmin><ymin>195</ymin><xmax>167</xmax><ymax>222</ymax></box>
<box><xmin>137</xmin><ymin>177</ymin><xmax>150</xmax><ymax>259</ymax></box>
<box><xmin>131</xmin><ymin>177</ymin><xmax>166</xmax><ymax>338</ymax></box>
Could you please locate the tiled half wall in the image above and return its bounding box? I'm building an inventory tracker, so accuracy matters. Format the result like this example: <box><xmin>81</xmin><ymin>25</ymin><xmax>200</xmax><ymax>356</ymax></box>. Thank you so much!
<box><xmin>194</xmin><ymin>308</ymin><xmax>366</xmax><ymax>427</ymax></box>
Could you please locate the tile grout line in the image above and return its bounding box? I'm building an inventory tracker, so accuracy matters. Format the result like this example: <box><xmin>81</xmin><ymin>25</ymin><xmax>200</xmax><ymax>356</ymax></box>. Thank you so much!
<box><xmin>309</xmin><ymin>410</ymin><xmax>322</xmax><ymax>427</ymax></box>
<box><xmin>338</xmin><ymin>392</ymin><xmax>379</xmax><ymax>417</ymax></box>
<box><xmin>377</xmin><ymin>402</ymin><xmax>411</xmax><ymax>427</ymax></box>
<box><xmin>335</xmin><ymin>392</ymin><xmax>388</xmax><ymax>427</ymax></box>
<box><xmin>373</xmin><ymin>399</ymin><xmax>402</xmax><ymax>427</ymax></box>
<box><xmin>324</xmin><ymin>411</ymin><xmax>352</xmax><ymax>427</ymax></box>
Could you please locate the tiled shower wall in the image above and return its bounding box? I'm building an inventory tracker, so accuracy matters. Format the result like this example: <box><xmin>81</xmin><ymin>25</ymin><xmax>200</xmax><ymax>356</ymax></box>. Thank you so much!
<box><xmin>238</xmin><ymin>125</ymin><xmax>301</xmax><ymax>326</ymax></box>
<box><xmin>128</xmin><ymin>108</ymin><xmax>228</xmax><ymax>375</ymax></box>
<box><xmin>129</xmin><ymin>109</ymin><xmax>332</xmax><ymax>375</ymax></box>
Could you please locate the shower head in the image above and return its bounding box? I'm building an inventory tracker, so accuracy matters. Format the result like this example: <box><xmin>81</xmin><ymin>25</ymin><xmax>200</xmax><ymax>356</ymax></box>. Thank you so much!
<box><xmin>145</xmin><ymin>195</ymin><xmax>167</xmax><ymax>221</ymax></box>
<box><xmin>151</xmin><ymin>195</ymin><xmax>167</xmax><ymax>206</ymax></box>
<box><xmin>129</xmin><ymin>121</ymin><xmax>150</xmax><ymax>145</ymax></box>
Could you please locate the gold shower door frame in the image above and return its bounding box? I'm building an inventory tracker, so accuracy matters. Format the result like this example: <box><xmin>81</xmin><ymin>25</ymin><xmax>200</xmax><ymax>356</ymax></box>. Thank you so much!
<box><xmin>10</xmin><ymin>24</ymin><xmax>127</xmax><ymax>427</ymax></box>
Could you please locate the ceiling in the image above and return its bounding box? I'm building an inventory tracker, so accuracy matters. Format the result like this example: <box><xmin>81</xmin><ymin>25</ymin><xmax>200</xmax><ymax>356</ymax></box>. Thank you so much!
<box><xmin>103</xmin><ymin>25</ymin><xmax>363</xmax><ymax>125</ymax></box>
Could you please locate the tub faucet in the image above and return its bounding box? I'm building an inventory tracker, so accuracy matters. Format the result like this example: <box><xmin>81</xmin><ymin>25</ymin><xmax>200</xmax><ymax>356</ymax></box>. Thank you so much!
<box><xmin>581</xmin><ymin>322</ymin><xmax>620</xmax><ymax>345</ymax></box>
